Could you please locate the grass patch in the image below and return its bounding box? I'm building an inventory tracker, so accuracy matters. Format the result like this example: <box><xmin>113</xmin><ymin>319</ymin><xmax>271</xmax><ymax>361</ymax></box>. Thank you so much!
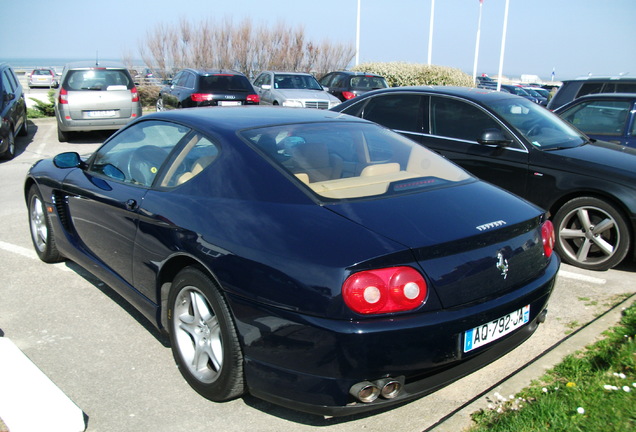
<box><xmin>469</xmin><ymin>301</ymin><xmax>636</xmax><ymax>432</ymax></box>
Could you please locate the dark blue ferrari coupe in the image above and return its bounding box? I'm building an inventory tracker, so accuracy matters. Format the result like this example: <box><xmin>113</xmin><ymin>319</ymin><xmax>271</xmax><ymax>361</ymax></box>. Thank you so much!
<box><xmin>25</xmin><ymin>107</ymin><xmax>559</xmax><ymax>416</ymax></box>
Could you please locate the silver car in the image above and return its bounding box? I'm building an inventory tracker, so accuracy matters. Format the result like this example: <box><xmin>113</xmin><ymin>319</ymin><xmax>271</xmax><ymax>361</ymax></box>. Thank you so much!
<box><xmin>28</xmin><ymin>68</ymin><xmax>58</xmax><ymax>88</ymax></box>
<box><xmin>55</xmin><ymin>61</ymin><xmax>142</xmax><ymax>142</ymax></box>
<box><xmin>252</xmin><ymin>71</ymin><xmax>340</xmax><ymax>109</ymax></box>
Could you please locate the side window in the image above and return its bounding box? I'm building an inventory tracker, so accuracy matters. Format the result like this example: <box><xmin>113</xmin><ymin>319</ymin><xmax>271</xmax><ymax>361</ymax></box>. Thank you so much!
<box><xmin>362</xmin><ymin>94</ymin><xmax>423</xmax><ymax>133</ymax></box>
<box><xmin>319</xmin><ymin>73</ymin><xmax>334</xmax><ymax>87</ymax></box>
<box><xmin>89</xmin><ymin>120</ymin><xmax>190</xmax><ymax>187</ymax></box>
<box><xmin>160</xmin><ymin>134</ymin><xmax>219</xmax><ymax>187</ymax></box>
<box><xmin>430</xmin><ymin>96</ymin><xmax>501</xmax><ymax>142</ymax></box>
<box><xmin>6</xmin><ymin>68</ymin><xmax>19</xmax><ymax>90</ymax></box>
<box><xmin>183</xmin><ymin>72</ymin><xmax>196</xmax><ymax>89</ymax></box>
<box><xmin>577</xmin><ymin>83</ymin><xmax>603</xmax><ymax>98</ymax></box>
<box><xmin>561</xmin><ymin>100</ymin><xmax>632</xmax><ymax>136</ymax></box>
<box><xmin>2</xmin><ymin>70</ymin><xmax>15</xmax><ymax>94</ymax></box>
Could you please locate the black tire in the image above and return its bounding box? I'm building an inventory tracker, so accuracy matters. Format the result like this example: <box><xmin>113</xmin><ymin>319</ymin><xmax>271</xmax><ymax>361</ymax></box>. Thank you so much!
<box><xmin>28</xmin><ymin>185</ymin><xmax>63</xmax><ymax>263</ymax></box>
<box><xmin>57</xmin><ymin>126</ymin><xmax>69</xmax><ymax>142</ymax></box>
<box><xmin>167</xmin><ymin>267</ymin><xmax>245</xmax><ymax>401</ymax></box>
<box><xmin>18</xmin><ymin>109</ymin><xmax>28</xmax><ymax>137</ymax></box>
<box><xmin>553</xmin><ymin>196</ymin><xmax>630</xmax><ymax>271</ymax></box>
<box><xmin>1</xmin><ymin>129</ymin><xmax>15</xmax><ymax>160</ymax></box>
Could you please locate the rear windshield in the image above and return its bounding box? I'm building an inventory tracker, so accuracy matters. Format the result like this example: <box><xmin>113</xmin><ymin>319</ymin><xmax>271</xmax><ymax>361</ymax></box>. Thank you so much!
<box><xmin>33</xmin><ymin>69</ymin><xmax>53</xmax><ymax>76</ymax></box>
<box><xmin>64</xmin><ymin>69</ymin><xmax>133</xmax><ymax>91</ymax></box>
<box><xmin>240</xmin><ymin>122</ymin><xmax>471</xmax><ymax>200</ymax></box>
<box><xmin>199</xmin><ymin>75</ymin><xmax>251</xmax><ymax>92</ymax></box>
<box><xmin>350</xmin><ymin>76</ymin><xmax>388</xmax><ymax>90</ymax></box>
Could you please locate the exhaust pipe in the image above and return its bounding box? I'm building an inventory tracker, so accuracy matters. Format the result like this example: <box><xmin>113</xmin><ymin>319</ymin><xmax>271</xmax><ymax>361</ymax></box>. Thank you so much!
<box><xmin>349</xmin><ymin>381</ymin><xmax>380</xmax><ymax>403</ymax></box>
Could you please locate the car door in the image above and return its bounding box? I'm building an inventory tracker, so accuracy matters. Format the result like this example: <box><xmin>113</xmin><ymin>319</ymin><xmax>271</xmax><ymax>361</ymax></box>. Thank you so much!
<box><xmin>423</xmin><ymin>95</ymin><xmax>530</xmax><ymax>197</ymax></box>
<box><xmin>559</xmin><ymin>98</ymin><xmax>636</xmax><ymax>148</ymax></box>
<box><xmin>253</xmin><ymin>72</ymin><xmax>274</xmax><ymax>105</ymax></box>
<box><xmin>60</xmin><ymin>120</ymin><xmax>190</xmax><ymax>286</ymax></box>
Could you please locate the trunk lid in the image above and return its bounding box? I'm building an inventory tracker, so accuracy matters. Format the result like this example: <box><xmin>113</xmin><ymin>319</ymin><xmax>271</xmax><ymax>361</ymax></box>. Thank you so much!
<box><xmin>326</xmin><ymin>181</ymin><xmax>549</xmax><ymax>308</ymax></box>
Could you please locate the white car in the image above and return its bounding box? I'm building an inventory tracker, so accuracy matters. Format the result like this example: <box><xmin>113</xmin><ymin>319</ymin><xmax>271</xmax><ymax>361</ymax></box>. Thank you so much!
<box><xmin>252</xmin><ymin>71</ymin><xmax>340</xmax><ymax>109</ymax></box>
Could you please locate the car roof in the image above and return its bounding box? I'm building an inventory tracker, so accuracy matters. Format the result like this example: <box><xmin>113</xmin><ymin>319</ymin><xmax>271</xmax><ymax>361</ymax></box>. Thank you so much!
<box><xmin>138</xmin><ymin>106</ymin><xmax>368</xmax><ymax>133</ymax></box>
<box><xmin>329</xmin><ymin>71</ymin><xmax>383</xmax><ymax>77</ymax></box>
<box><xmin>564</xmin><ymin>76</ymin><xmax>636</xmax><ymax>83</ymax></box>
<box><xmin>570</xmin><ymin>92</ymin><xmax>636</xmax><ymax>101</ymax></box>
<box><xmin>183</xmin><ymin>68</ymin><xmax>245</xmax><ymax>76</ymax></box>
<box><xmin>345</xmin><ymin>85</ymin><xmax>519</xmax><ymax>104</ymax></box>
<box><xmin>265</xmin><ymin>71</ymin><xmax>313</xmax><ymax>76</ymax></box>
<box><xmin>64</xmin><ymin>61</ymin><xmax>127</xmax><ymax>69</ymax></box>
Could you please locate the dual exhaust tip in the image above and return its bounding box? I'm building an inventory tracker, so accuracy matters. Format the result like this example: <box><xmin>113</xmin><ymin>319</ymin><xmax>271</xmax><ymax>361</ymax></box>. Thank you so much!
<box><xmin>349</xmin><ymin>377</ymin><xmax>405</xmax><ymax>403</ymax></box>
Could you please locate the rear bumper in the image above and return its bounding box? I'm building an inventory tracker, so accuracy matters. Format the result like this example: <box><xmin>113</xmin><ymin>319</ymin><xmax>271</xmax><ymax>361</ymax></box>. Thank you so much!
<box><xmin>56</xmin><ymin>107</ymin><xmax>141</xmax><ymax>132</ymax></box>
<box><xmin>231</xmin><ymin>255</ymin><xmax>559</xmax><ymax>416</ymax></box>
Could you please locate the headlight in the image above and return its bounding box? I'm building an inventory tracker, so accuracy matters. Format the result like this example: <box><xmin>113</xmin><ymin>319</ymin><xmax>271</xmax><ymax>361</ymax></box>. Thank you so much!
<box><xmin>282</xmin><ymin>100</ymin><xmax>303</xmax><ymax>108</ymax></box>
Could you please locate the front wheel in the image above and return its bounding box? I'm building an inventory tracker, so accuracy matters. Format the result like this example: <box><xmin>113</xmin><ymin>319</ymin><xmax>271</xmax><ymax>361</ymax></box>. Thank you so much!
<box><xmin>167</xmin><ymin>267</ymin><xmax>245</xmax><ymax>401</ymax></box>
<box><xmin>28</xmin><ymin>185</ymin><xmax>63</xmax><ymax>263</ymax></box>
<box><xmin>156</xmin><ymin>97</ymin><xmax>164</xmax><ymax>112</ymax></box>
<box><xmin>553</xmin><ymin>196</ymin><xmax>630</xmax><ymax>271</ymax></box>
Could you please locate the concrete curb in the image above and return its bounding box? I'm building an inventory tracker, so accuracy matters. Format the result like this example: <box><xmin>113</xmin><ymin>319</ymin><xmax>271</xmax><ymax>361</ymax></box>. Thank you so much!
<box><xmin>0</xmin><ymin>338</ymin><xmax>86</xmax><ymax>432</ymax></box>
<box><xmin>427</xmin><ymin>294</ymin><xmax>636</xmax><ymax>432</ymax></box>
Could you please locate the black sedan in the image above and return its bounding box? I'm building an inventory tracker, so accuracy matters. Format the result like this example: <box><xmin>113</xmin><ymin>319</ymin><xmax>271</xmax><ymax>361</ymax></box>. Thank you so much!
<box><xmin>333</xmin><ymin>86</ymin><xmax>636</xmax><ymax>271</ymax></box>
<box><xmin>25</xmin><ymin>107</ymin><xmax>558</xmax><ymax>416</ymax></box>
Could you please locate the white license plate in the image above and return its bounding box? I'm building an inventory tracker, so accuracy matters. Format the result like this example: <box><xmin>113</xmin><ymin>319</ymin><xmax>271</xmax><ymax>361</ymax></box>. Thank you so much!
<box><xmin>85</xmin><ymin>110</ymin><xmax>117</xmax><ymax>118</ymax></box>
<box><xmin>463</xmin><ymin>305</ymin><xmax>530</xmax><ymax>352</ymax></box>
<box><xmin>219</xmin><ymin>101</ymin><xmax>241</xmax><ymax>106</ymax></box>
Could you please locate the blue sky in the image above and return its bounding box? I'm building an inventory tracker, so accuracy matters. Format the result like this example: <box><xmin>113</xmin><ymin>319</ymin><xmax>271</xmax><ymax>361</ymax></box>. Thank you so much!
<box><xmin>1</xmin><ymin>0</ymin><xmax>634</xmax><ymax>81</ymax></box>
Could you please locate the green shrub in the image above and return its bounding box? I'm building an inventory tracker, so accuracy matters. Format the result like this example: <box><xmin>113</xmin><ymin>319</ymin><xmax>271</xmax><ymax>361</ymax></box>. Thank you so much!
<box><xmin>138</xmin><ymin>85</ymin><xmax>161</xmax><ymax>109</ymax></box>
<box><xmin>27</xmin><ymin>89</ymin><xmax>56</xmax><ymax>118</ymax></box>
<box><xmin>351</xmin><ymin>62</ymin><xmax>474</xmax><ymax>87</ymax></box>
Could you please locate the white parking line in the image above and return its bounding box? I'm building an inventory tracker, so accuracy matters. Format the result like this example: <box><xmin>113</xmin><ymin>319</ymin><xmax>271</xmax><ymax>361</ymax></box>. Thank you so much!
<box><xmin>558</xmin><ymin>270</ymin><xmax>606</xmax><ymax>285</ymax></box>
<box><xmin>0</xmin><ymin>240</ymin><xmax>70</xmax><ymax>272</ymax></box>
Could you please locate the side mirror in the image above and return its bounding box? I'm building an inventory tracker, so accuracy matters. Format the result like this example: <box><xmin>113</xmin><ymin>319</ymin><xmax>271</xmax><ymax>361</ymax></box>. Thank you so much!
<box><xmin>3</xmin><ymin>92</ymin><xmax>15</xmax><ymax>103</ymax></box>
<box><xmin>478</xmin><ymin>129</ymin><xmax>514</xmax><ymax>146</ymax></box>
<box><xmin>261</xmin><ymin>84</ymin><xmax>271</xmax><ymax>90</ymax></box>
<box><xmin>53</xmin><ymin>152</ymin><xmax>84</xmax><ymax>169</ymax></box>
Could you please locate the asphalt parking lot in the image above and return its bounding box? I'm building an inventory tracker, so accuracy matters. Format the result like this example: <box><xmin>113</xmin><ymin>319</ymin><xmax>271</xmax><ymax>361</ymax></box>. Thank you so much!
<box><xmin>1</xmin><ymin>112</ymin><xmax>635</xmax><ymax>432</ymax></box>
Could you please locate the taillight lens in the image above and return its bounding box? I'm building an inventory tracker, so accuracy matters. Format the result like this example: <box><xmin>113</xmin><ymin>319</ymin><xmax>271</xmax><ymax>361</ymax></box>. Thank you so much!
<box><xmin>342</xmin><ymin>91</ymin><xmax>356</xmax><ymax>100</ymax></box>
<box><xmin>541</xmin><ymin>220</ymin><xmax>555</xmax><ymax>257</ymax></box>
<box><xmin>343</xmin><ymin>267</ymin><xmax>427</xmax><ymax>315</ymax></box>
<box><xmin>58</xmin><ymin>87</ymin><xmax>68</xmax><ymax>104</ymax></box>
<box><xmin>191</xmin><ymin>93</ymin><xmax>214</xmax><ymax>102</ymax></box>
<box><xmin>247</xmin><ymin>94</ymin><xmax>260</xmax><ymax>104</ymax></box>
<box><xmin>131</xmin><ymin>86</ymin><xmax>139</xmax><ymax>102</ymax></box>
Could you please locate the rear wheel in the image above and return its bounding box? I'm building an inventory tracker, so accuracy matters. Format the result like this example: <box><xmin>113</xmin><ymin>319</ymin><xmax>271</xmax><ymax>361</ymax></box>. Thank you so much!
<box><xmin>167</xmin><ymin>267</ymin><xmax>245</xmax><ymax>401</ymax></box>
<box><xmin>553</xmin><ymin>196</ymin><xmax>630</xmax><ymax>270</ymax></box>
<box><xmin>156</xmin><ymin>98</ymin><xmax>164</xmax><ymax>111</ymax></box>
<box><xmin>28</xmin><ymin>185</ymin><xmax>63</xmax><ymax>263</ymax></box>
<box><xmin>18</xmin><ymin>108</ymin><xmax>28</xmax><ymax>137</ymax></box>
<box><xmin>1</xmin><ymin>129</ymin><xmax>15</xmax><ymax>160</ymax></box>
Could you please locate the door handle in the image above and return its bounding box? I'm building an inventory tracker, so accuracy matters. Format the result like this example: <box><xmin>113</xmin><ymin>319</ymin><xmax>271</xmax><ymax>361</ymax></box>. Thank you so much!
<box><xmin>125</xmin><ymin>199</ymin><xmax>138</xmax><ymax>211</ymax></box>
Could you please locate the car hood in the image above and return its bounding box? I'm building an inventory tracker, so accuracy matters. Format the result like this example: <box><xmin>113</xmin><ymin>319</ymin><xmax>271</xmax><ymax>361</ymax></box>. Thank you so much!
<box><xmin>326</xmin><ymin>180</ymin><xmax>551</xmax><ymax>308</ymax></box>
<box><xmin>276</xmin><ymin>89</ymin><xmax>337</xmax><ymax>101</ymax></box>
<box><xmin>544</xmin><ymin>140</ymin><xmax>636</xmax><ymax>183</ymax></box>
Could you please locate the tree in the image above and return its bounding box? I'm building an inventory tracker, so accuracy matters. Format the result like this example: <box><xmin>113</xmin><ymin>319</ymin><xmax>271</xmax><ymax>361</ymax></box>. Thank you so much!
<box><xmin>138</xmin><ymin>17</ymin><xmax>355</xmax><ymax>79</ymax></box>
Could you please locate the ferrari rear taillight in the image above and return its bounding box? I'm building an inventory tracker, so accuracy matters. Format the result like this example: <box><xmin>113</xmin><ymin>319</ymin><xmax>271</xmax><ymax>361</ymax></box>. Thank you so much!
<box><xmin>247</xmin><ymin>94</ymin><xmax>260</xmax><ymax>104</ymax></box>
<box><xmin>343</xmin><ymin>267</ymin><xmax>427</xmax><ymax>315</ymax></box>
<box><xmin>58</xmin><ymin>87</ymin><xmax>68</xmax><ymax>104</ymax></box>
<box><xmin>131</xmin><ymin>86</ymin><xmax>139</xmax><ymax>102</ymax></box>
<box><xmin>541</xmin><ymin>220</ymin><xmax>555</xmax><ymax>257</ymax></box>
<box><xmin>342</xmin><ymin>91</ymin><xmax>356</xmax><ymax>100</ymax></box>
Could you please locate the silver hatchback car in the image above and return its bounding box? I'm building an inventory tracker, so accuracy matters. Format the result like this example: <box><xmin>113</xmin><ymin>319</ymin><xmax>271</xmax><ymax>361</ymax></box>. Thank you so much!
<box><xmin>252</xmin><ymin>71</ymin><xmax>340</xmax><ymax>109</ymax></box>
<box><xmin>55</xmin><ymin>61</ymin><xmax>142</xmax><ymax>142</ymax></box>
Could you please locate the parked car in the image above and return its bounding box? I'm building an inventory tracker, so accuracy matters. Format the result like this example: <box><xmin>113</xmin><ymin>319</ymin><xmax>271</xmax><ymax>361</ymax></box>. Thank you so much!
<box><xmin>547</xmin><ymin>76</ymin><xmax>636</xmax><ymax>110</ymax></box>
<box><xmin>500</xmin><ymin>84</ymin><xmax>539</xmax><ymax>103</ymax></box>
<box><xmin>252</xmin><ymin>71</ymin><xmax>340</xmax><ymax>109</ymax></box>
<box><xmin>319</xmin><ymin>71</ymin><xmax>389</xmax><ymax>101</ymax></box>
<box><xmin>555</xmin><ymin>93</ymin><xmax>636</xmax><ymax>148</ymax></box>
<box><xmin>55</xmin><ymin>61</ymin><xmax>142</xmax><ymax>142</ymax></box>
<box><xmin>522</xmin><ymin>87</ymin><xmax>548</xmax><ymax>106</ymax></box>
<box><xmin>25</xmin><ymin>106</ymin><xmax>558</xmax><ymax>416</ymax></box>
<box><xmin>157</xmin><ymin>69</ymin><xmax>258</xmax><ymax>111</ymax></box>
<box><xmin>1</xmin><ymin>63</ymin><xmax>28</xmax><ymax>160</ymax></box>
<box><xmin>332</xmin><ymin>86</ymin><xmax>636</xmax><ymax>271</ymax></box>
<box><xmin>476</xmin><ymin>75</ymin><xmax>498</xmax><ymax>89</ymax></box>
<box><xmin>28</xmin><ymin>68</ymin><xmax>58</xmax><ymax>88</ymax></box>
